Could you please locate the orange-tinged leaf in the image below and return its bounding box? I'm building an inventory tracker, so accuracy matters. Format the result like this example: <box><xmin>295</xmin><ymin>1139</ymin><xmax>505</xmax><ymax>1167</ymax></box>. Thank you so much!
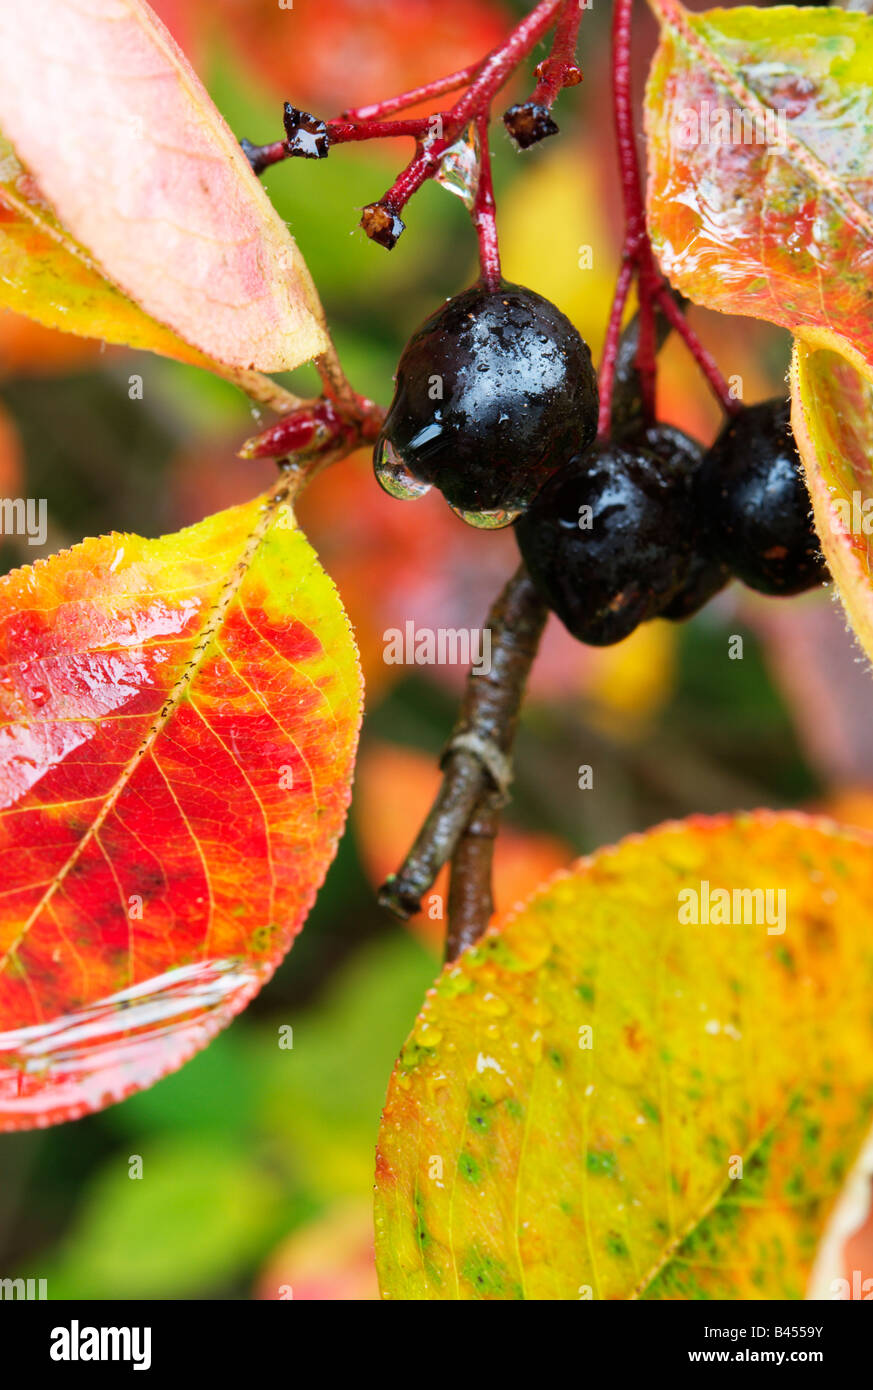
<box><xmin>790</xmin><ymin>341</ymin><xmax>873</xmax><ymax>658</ymax></box>
<box><xmin>0</xmin><ymin>1</ymin><xmax>327</xmax><ymax>372</ymax></box>
<box><xmin>0</xmin><ymin>492</ymin><xmax>362</xmax><ymax>1130</ymax></box>
<box><xmin>645</xmin><ymin>3</ymin><xmax>873</xmax><ymax>380</ymax></box>
<box><xmin>0</xmin><ymin>130</ymin><xmax>212</xmax><ymax>368</ymax></box>
<box><xmin>375</xmin><ymin>812</ymin><xmax>873</xmax><ymax>1300</ymax></box>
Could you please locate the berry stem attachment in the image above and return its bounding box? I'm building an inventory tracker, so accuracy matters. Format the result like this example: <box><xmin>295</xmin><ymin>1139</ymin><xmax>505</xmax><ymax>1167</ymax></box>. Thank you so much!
<box><xmin>653</xmin><ymin>286</ymin><xmax>740</xmax><ymax>416</ymax></box>
<box><xmin>599</xmin><ymin>0</ymin><xmax>740</xmax><ymax>434</ymax></box>
<box><xmin>472</xmin><ymin>114</ymin><xmax>501</xmax><ymax>290</ymax></box>
<box><xmin>379</xmin><ymin>564</ymin><xmax>548</xmax><ymax>933</ymax></box>
<box><xmin>597</xmin><ymin>258</ymin><xmax>634</xmax><ymax>439</ymax></box>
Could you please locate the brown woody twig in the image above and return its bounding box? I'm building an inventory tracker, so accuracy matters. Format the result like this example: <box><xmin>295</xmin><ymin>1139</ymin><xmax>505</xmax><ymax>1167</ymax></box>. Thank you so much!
<box><xmin>378</xmin><ymin>564</ymin><xmax>548</xmax><ymax>958</ymax></box>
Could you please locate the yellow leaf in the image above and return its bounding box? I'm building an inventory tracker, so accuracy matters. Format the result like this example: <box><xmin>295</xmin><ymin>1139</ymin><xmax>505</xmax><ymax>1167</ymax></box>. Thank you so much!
<box><xmin>790</xmin><ymin>342</ymin><xmax>873</xmax><ymax>661</ymax></box>
<box><xmin>376</xmin><ymin>812</ymin><xmax>873</xmax><ymax>1299</ymax></box>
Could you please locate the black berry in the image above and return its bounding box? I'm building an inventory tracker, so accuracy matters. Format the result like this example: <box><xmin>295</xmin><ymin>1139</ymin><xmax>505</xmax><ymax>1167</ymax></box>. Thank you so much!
<box><xmin>374</xmin><ymin>282</ymin><xmax>598</xmax><ymax>527</ymax></box>
<box><xmin>695</xmin><ymin>399</ymin><xmax>827</xmax><ymax>595</ymax></box>
<box><xmin>515</xmin><ymin>441</ymin><xmax>692</xmax><ymax>645</ymax></box>
<box><xmin>642</xmin><ymin>424</ymin><xmax>730</xmax><ymax>621</ymax></box>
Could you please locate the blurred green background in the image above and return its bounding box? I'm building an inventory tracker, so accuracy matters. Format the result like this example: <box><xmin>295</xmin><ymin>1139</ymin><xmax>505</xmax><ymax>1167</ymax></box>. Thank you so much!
<box><xmin>0</xmin><ymin>0</ymin><xmax>868</xmax><ymax>1299</ymax></box>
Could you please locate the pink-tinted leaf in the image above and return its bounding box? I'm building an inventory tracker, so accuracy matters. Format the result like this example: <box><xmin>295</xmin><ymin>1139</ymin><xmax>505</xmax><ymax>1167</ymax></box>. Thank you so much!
<box><xmin>0</xmin><ymin>493</ymin><xmax>362</xmax><ymax>1130</ymax></box>
<box><xmin>0</xmin><ymin>0</ymin><xmax>327</xmax><ymax>371</ymax></box>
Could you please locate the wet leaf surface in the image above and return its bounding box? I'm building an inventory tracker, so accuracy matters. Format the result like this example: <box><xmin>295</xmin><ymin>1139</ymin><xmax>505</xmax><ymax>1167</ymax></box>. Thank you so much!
<box><xmin>376</xmin><ymin>812</ymin><xmax>873</xmax><ymax>1299</ymax></box>
<box><xmin>0</xmin><ymin>493</ymin><xmax>362</xmax><ymax>1129</ymax></box>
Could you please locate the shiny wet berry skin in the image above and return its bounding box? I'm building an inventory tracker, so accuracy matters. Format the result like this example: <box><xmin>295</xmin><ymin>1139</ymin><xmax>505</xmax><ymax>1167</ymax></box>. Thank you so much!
<box><xmin>374</xmin><ymin>282</ymin><xmax>598</xmax><ymax>525</ymax></box>
<box><xmin>641</xmin><ymin>424</ymin><xmax>731</xmax><ymax>620</ymax></box>
<box><xmin>515</xmin><ymin>441</ymin><xmax>692</xmax><ymax>646</ymax></box>
<box><xmin>694</xmin><ymin>399</ymin><xmax>827</xmax><ymax>595</ymax></box>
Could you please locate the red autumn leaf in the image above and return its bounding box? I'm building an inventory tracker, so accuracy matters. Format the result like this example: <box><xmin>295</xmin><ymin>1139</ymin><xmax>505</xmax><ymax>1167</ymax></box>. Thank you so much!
<box><xmin>0</xmin><ymin>493</ymin><xmax>362</xmax><ymax>1130</ymax></box>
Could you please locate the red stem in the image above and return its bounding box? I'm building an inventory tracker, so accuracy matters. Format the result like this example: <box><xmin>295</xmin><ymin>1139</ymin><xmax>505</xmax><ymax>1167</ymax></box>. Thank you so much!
<box><xmin>472</xmin><ymin>114</ymin><xmax>501</xmax><ymax>290</ymax></box>
<box><xmin>532</xmin><ymin>0</ymin><xmax>584</xmax><ymax>107</ymax></box>
<box><xmin>340</xmin><ymin>64</ymin><xmax>482</xmax><ymax>122</ymax></box>
<box><xmin>600</xmin><ymin>0</ymin><xmax>737</xmax><ymax>432</ymax></box>
<box><xmin>327</xmin><ymin>117</ymin><xmax>433</xmax><ymax>144</ymax></box>
<box><xmin>654</xmin><ymin>286</ymin><xmax>741</xmax><ymax>415</ymax></box>
<box><xmin>374</xmin><ymin>0</ymin><xmax>563</xmax><ymax>215</ymax></box>
<box><xmin>611</xmin><ymin>0</ymin><xmax>656</xmax><ymax>422</ymax></box>
<box><xmin>597</xmin><ymin>258</ymin><xmax>634</xmax><ymax>439</ymax></box>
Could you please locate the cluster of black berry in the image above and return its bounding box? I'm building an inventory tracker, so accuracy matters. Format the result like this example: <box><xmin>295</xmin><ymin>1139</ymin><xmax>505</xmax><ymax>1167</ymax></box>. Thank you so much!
<box><xmin>375</xmin><ymin>283</ymin><xmax>828</xmax><ymax>645</ymax></box>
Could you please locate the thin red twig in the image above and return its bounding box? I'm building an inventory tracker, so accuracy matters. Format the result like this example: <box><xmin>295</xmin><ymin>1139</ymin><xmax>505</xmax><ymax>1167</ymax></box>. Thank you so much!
<box><xmin>472</xmin><ymin>114</ymin><xmax>501</xmax><ymax>290</ymax></box>
<box><xmin>599</xmin><ymin>0</ymin><xmax>738</xmax><ymax>433</ymax></box>
<box><xmin>340</xmin><ymin>64</ymin><xmax>482</xmax><ymax>121</ymax></box>
<box><xmin>327</xmin><ymin>117</ymin><xmax>433</xmax><ymax>144</ymax></box>
<box><xmin>372</xmin><ymin>0</ymin><xmax>563</xmax><ymax>216</ymax></box>
<box><xmin>611</xmin><ymin>0</ymin><xmax>656</xmax><ymax>422</ymax></box>
<box><xmin>532</xmin><ymin>0</ymin><xmax>584</xmax><ymax>107</ymax></box>
<box><xmin>597</xmin><ymin>258</ymin><xmax>634</xmax><ymax>439</ymax></box>
<box><xmin>654</xmin><ymin>286</ymin><xmax>740</xmax><ymax>414</ymax></box>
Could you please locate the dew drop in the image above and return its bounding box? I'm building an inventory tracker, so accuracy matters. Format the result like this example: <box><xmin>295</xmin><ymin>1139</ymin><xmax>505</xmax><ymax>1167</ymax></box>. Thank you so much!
<box><xmin>374</xmin><ymin>439</ymin><xmax>431</xmax><ymax>500</ymax></box>
<box><xmin>434</xmin><ymin>123</ymin><xmax>481</xmax><ymax>210</ymax></box>
<box><xmin>413</xmin><ymin>1019</ymin><xmax>443</xmax><ymax>1048</ymax></box>
<box><xmin>450</xmin><ymin>503</ymin><xmax>521</xmax><ymax>530</ymax></box>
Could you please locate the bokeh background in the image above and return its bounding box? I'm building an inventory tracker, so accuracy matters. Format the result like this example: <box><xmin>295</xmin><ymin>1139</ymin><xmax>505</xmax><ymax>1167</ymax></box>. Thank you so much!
<box><xmin>1</xmin><ymin>0</ymin><xmax>871</xmax><ymax>1299</ymax></box>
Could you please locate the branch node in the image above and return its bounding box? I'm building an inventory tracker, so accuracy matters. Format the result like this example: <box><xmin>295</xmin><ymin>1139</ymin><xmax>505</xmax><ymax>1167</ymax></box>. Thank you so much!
<box><xmin>441</xmin><ymin>731</ymin><xmax>512</xmax><ymax>802</ymax></box>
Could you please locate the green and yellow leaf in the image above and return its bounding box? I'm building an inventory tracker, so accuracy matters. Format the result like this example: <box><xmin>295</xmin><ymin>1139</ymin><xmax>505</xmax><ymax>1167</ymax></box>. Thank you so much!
<box><xmin>376</xmin><ymin>813</ymin><xmax>873</xmax><ymax>1299</ymax></box>
<box><xmin>791</xmin><ymin>342</ymin><xmax>873</xmax><ymax>659</ymax></box>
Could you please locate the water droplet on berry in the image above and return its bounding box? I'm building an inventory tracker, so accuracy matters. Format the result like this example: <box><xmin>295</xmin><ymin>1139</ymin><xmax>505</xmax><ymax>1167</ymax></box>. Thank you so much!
<box><xmin>450</xmin><ymin>503</ymin><xmax>521</xmax><ymax>530</ymax></box>
<box><xmin>374</xmin><ymin>438</ymin><xmax>431</xmax><ymax>500</ymax></box>
<box><xmin>433</xmin><ymin>123</ymin><xmax>481</xmax><ymax>210</ymax></box>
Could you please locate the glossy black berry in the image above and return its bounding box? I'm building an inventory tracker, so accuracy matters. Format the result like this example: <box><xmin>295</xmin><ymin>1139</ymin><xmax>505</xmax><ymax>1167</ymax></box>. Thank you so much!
<box><xmin>641</xmin><ymin>424</ymin><xmax>731</xmax><ymax>620</ymax></box>
<box><xmin>695</xmin><ymin>399</ymin><xmax>827</xmax><ymax>595</ymax></box>
<box><xmin>515</xmin><ymin>441</ymin><xmax>692</xmax><ymax>645</ymax></box>
<box><xmin>374</xmin><ymin>281</ymin><xmax>599</xmax><ymax>527</ymax></box>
